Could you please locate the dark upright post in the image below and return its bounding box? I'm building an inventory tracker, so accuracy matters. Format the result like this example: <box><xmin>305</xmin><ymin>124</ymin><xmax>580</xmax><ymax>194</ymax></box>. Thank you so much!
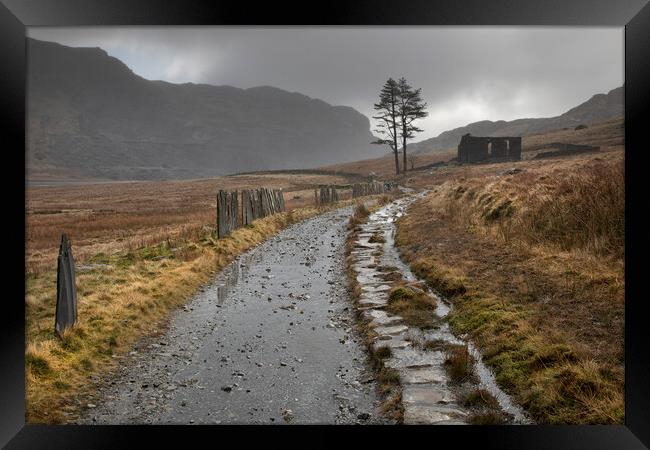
<box><xmin>55</xmin><ymin>234</ymin><xmax>77</xmax><ymax>337</ymax></box>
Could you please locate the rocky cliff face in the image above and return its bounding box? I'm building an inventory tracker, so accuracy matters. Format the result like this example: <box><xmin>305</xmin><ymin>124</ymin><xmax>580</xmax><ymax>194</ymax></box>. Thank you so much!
<box><xmin>27</xmin><ymin>39</ymin><xmax>379</xmax><ymax>180</ymax></box>
<box><xmin>410</xmin><ymin>86</ymin><xmax>623</xmax><ymax>154</ymax></box>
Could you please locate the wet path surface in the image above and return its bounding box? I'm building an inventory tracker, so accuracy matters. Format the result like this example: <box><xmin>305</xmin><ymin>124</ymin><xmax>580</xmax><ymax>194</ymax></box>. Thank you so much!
<box><xmin>81</xmin><ymin>206</ymin><xmax>384</xmax><ymax>424</ymax></box>
<box><xmin>350</xmin><ymin>195</ymin><xmax>530</xmax><ymax>424</ymax></box>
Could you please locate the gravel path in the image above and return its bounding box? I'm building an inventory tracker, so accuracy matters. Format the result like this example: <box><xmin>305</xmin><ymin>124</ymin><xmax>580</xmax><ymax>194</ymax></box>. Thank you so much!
<box><xmin>80</xmin><ymin>206</ymin><xmax>385</xmax><ymax>425</ymax></box>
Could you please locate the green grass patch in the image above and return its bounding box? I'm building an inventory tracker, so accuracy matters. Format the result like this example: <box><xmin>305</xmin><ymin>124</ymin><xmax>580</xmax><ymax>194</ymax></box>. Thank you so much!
<box><xmin>386</xmin><ymin>285</ymin><xmax>438</xmax><ymax>329</ymax></box>
<box><xmin>410</xmin><ymin>258</ymin><xmax>467</xmax><ymax>298</ymax></box>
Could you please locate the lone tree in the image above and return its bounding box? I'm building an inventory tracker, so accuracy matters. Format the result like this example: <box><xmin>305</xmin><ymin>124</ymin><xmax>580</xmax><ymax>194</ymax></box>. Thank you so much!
<box><xmin>397</xmin><ymin>77</ymin><xmax>428</xmax><ymax>173</ymax></box>
<box><xmin>372</xmin><ymin>78</ymin><xmax>401</xmax><ymax>175</ymax></box>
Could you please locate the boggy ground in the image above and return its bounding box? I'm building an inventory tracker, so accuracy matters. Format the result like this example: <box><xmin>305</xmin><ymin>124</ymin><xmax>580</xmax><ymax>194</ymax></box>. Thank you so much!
<box><xmin>393</xmin><ymin>147</ymin><xmax>624</xmax><ymax>424</ymax></box>
<box><xmin>77</xmin><ymin>207</ymin><xmax>384</xmax><ymax>425</ymax></box>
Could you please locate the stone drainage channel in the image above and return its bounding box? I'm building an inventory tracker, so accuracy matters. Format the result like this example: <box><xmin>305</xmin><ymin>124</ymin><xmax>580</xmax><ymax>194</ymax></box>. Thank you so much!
<box><xmin>350</xmin><ymin>194</ymin><xmax>531</xmax><ymax>425</ymax></box>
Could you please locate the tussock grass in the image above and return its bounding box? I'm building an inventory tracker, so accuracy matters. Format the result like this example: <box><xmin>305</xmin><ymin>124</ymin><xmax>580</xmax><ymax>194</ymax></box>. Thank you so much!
<box><xmin>462</xmin><ymin>389</ymin><xmax>499</xmax><ymax>408</ymax></box>
<box><xmin>385</xmin><ymin>285</ymin><xmax>438</xmax><ymax>329</ymax></box>
<box><xmin>518</xmin><ymin>162</ymin><xmax>624</xmax><ymax>258</ymax></box>
<box><xmin>347</xmin><ymin>204</ymin><xmax>370</xmax><ymax>230</ymax></box>
<box><xmin>368</xmin><ymin>233</ymin><xmax>386</xmax><ymax>244</ymax></box>
<box><xmin>394</xmin><ymin>154</ymin><xmax>625</xmax><ymax>423</ymax></box>
<box><xmin>444</xmin><ymin>344</ymin><xmax>474</xmax><ymax>382</ymax></box>
<box><xmin>380</xmin><ymin>391</ymin><xmax>404</xmax><ymax>423</ymax></box>
<box><xmin>374</xmin><ymin>345</ymin><xmax>393</xmax><ymax>360</ymax></box>
<box><xmin>468</xmin><ymin>411</ymin><xmax>507</xmax><ymax>425</ymax></box>
<box><xmin>25</xmin><ymin>197</ymin><xmax>366</xmax><ymax>423</ymax></box>
<box><xmin>377</xmin><ymin>366</ymin><xmax>401</xmax><ymax>387</ymax></box>
<box><xmin>438</xmin><ymin>160</ymin><xmax>624</xmax><ymax>260</ymax></box>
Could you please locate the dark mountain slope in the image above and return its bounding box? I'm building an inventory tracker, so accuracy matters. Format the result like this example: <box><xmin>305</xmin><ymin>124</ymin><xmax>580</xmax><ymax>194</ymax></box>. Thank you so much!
<box><xmin>27</xmin><ymin>39</ymin><xmax>378</xmax><ymax>180</ymax></box>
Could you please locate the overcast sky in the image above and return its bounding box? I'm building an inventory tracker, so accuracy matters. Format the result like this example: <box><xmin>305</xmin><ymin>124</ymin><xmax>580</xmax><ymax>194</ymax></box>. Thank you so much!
<box><xmin>28</xmin><ymin>27</ymin><xmax>623</xmax><ymax>140</ymax></box>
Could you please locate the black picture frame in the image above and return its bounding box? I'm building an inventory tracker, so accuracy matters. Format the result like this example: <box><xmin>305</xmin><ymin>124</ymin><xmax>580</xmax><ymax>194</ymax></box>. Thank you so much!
<box><xmin>2</xmin><ymin>0</ymin><xmax>649</xmax><ymax>448</ymax></box>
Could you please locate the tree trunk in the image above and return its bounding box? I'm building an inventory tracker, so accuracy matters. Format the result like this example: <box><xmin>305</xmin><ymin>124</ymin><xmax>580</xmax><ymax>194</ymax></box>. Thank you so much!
<box><xmin>402</xmin><ymin>125</ymin><xmax>408</xmax><ymax>173</ymax></box>
<box><xmin>391</xmin><ymin>105</ymin><xmax>400</xmax><ymax>175</ymax></box>
<box><xmin>393</xmin><ymin>147</ymin><xmax>400</xmax><ymax>176</ymax></box>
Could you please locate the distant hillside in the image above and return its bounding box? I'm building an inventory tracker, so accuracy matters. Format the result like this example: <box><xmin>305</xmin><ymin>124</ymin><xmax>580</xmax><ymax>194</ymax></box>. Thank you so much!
<box><xmin>409</xmin><ymin>86</ymin><xmax>623</xmax><ymax>154</ymax></box>
<box><xmin>27</xmin><ymin>39</ymin><xmax>379</xmax><ymax>181</ymax></box>
<box><xmin>321</xmin><ymin>117</ymin><xmax>623</xmax><ymax>179</ymax></box>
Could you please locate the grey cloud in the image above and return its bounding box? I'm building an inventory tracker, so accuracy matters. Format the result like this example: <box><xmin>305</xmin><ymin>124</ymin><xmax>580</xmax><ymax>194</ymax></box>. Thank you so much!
<box><xmin>27</xmin><ymin>26</ymin><xmax>623</xmax><ymax>139</ymax></box>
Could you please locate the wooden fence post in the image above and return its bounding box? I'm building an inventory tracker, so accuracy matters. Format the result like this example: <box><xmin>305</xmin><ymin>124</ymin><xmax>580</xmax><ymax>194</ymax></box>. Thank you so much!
<box><xmin>242</xmin><ymin>190</ymin><xmax>252</xmax><ymax>225</ymax></box>
<box><xmin>216</xmin><ymin>190</ymin><xmax>225</xmax><ymax>238</ymax></box>
<box><xmin>55</xmin><ymin>234</ymin><xmax>77</xmax><ymax>337</ymax></box>
<box><xmin>231</xmin><ymin>190</ymin><xmax>238</xmax><ymax>231</ymax></box>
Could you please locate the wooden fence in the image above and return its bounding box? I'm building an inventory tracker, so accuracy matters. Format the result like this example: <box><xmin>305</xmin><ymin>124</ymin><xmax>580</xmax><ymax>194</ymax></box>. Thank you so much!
<box><xmin>217</xmin><ymin>187</ymin><xmax>286</xmax><ymax>238</ymax></box>
<box><xmin>315</xmin><ymin>185</ymin><xmax>340</xmax><ymax>205</ymax></box>
<box><xmin>352</xmin><ymin>181</ymin><xmax>385</xmax><ymax>198</ymax></box>
<box><xmin>218</xmin><ymin>182</ymin><xmax>392</xmax><ymax>236</ymax></box>
<box><xmin>314</xmin><ymin>181</ymin><xmax>391</xmax><ymax>206</ymax></box>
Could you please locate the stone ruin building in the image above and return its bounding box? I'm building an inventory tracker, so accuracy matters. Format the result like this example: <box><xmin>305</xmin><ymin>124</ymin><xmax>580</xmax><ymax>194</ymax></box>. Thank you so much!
<box><xmin>457</xmin><ymin>134</ymin><xmax>522</xmax><ymax>163</ymax></box>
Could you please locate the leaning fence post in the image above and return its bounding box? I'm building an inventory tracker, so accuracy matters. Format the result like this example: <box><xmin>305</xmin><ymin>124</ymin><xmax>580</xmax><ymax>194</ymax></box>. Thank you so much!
<box><xmin>55</xmin><ymin>234</ymin><xmax>77</xmax><ymax>338</ymax></box>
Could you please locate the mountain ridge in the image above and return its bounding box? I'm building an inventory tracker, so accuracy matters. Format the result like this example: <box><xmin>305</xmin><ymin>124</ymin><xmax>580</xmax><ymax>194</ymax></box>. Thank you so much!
<box><xmin>409</xmin><ymin>86</ymin><xmax>623</xmax><ymax>154</ymax></box>
<box><xmin>27</xmin><ymin>38</ymin><xmax>624</xmax><ymax>180</ymax></box>
<box><xmin>27</xmin><ymin>38</ymin><xmax>379</xmax><ymax>181</ymax></box>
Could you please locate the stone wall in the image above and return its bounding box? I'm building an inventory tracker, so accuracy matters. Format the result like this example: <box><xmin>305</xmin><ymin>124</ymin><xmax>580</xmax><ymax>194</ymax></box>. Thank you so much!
<box><xmin>458</xmin><ymin>134</ymin><xmax>522</xmax><ymax>163</ymax></box>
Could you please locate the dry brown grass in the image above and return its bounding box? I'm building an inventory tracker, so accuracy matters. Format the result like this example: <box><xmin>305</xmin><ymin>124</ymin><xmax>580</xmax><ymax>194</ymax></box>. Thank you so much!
<box><xmin>26</xmin><ymin>172</ymin><xmax>356</xmax><ymax>273</ymax></box>
<box><xmin>368</xmin><ymin>232</ymin><xmax>386</xmax><ymax>244</ymax></box>
<box><xmin>321</xmin><ymin>149</ymin><xmax>456</xmax><ymax>179</ymax></box>
<box><xmin>521</xmin><ymin>118</ymin><xmax>624</xmax><ymax>156</ymax></box>
<box><xmin>347</xmin><ymin>204</ymin><xmax>370</xmax><ymax>230</ymax></box>
<box><xmin>468</xmin><ymin>411</ymin><xmax>508</xmax><ymax>425</ymax></box>
<box><xmin>25</xmin><ymin>191</ymin><xmax>368</xmax><ymax>424</ymax></box>
<box><xmin>444</xmin><ymin>344</ymin><xmax>474</xmax><ymax>383</ymax></box>
<box><xmin>462</xmin><ymin>389</ymin><xmax>500</xmax><ymax>409</ymax></box>
<box><xmin>393</xmin><ymin>133</ymin><xmax>624</xmax><ymax>423</ymax></box>
<box><xmin>434</xmin><ymin>156</ymin><xmax>624</xmax><ymax>259</ymax></box>
<box><xmin>379</xmin><ymin>391</ymin><xmax>405</xmax><ymax>423</ymax></box>
<box><xmin>517</xmin><ymin>162</ymin><xmax>624</xmax><ymax>257</ymax></box>
<box><xmin>320</xmin><ymin>118</ymin><xmax>623</xmax><ymax>181</ymax></box>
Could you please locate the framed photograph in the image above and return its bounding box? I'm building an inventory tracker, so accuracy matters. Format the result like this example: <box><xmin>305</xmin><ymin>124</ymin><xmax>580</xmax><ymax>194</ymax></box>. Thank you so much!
<box><xmin>2</xmin><ymin>0</ymin><xmax>649</xmax><ymax>447</ymax></box>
